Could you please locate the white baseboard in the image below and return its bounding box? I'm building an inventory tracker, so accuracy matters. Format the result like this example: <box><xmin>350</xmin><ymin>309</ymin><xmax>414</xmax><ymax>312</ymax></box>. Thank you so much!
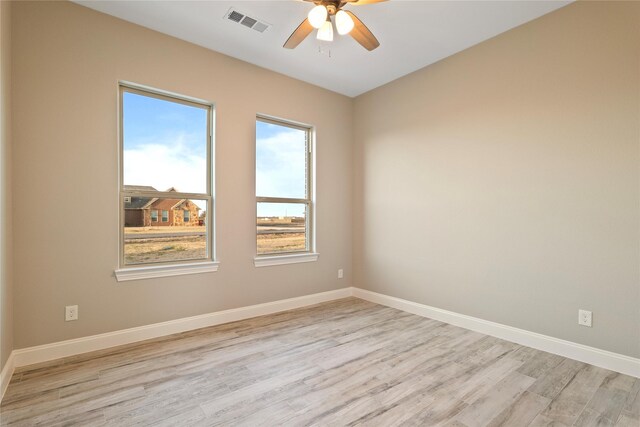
<box><xmin>352</xmin><ymin>288</ymin><xmax>640</xmax><ymax>378</ymax></box>
<box><xmin>0</xmin><ymin>351</ymin><xmax>15</xmax><ymax>403</ymax></box>
<box><xmin>10</xmin><ymin>288</ymin><xmax>352</xmax><ymax>370</ymax></box>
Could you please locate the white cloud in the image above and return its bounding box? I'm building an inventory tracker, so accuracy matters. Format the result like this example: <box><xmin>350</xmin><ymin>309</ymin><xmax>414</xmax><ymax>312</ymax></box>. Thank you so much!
<box><xmin>124</xmin><ymin>133</ymin><xmax>207</xmax><ymax>210</ymax></box>
<box><xmin>256</xmin><ymin>130</ymin><xmax>307</xmax><ymax>199</ymax></box>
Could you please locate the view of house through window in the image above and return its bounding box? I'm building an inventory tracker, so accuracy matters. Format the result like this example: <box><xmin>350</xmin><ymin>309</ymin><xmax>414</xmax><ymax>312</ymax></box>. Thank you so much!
<box><xmin>256</xmin><ymin>118</ymin><xmax>312</xmax><ymax>255</ymax></box>
<box><xmin>120</xmin><ymin>85</ymin><xmax>212</xmax><ymax>266</ymax></box>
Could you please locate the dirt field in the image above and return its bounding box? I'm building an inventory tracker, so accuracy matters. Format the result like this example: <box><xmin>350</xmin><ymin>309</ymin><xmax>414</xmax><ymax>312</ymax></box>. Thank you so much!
<box><xmin>257</xmin><ymin>232</ymin><xmax>306</xmax><ymax>255</ymax></box>
<box><xmin>124</xmin><ymin>235</ymin><xmax>206</xmax><ymax>264</ymax></box>
<box><xmin>124</xmin><ymin>225</ymin><xmax>306</xmax><ymax>264</ymax></box>
<box><xmin>125</xmin><ymin>226</ymin><xmax>205</xmax><ymax>235</ymax></box>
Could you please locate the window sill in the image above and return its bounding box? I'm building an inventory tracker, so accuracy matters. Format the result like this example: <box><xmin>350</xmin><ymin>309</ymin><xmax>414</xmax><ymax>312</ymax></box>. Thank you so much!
<box><xmin>254</xmin><ymin>253</ymin><xmax>319</xmax><ymax>268</ymax></box>
<box><xmin>115</xmin><ymin>261</ymin><xmax>219</xmax><ymax>282</ymax></box>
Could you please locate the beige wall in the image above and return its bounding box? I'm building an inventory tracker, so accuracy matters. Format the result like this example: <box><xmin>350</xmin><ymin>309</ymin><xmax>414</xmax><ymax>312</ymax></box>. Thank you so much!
<box><xmin>1</xmin><ymin>0</ymin><xmax>13</xmax><ymax>370</ymax></box>
<box><xmin>354</xmin><ymin>1</ymin><xmax>640</xmax><ymax>358</ymax></box>
<box><xmin>8</xmin><ymin>0</ymin><xmax>640</xmax><ymax>361</ymax></box>
<box><xmin>11</xmin><ymin>1</ymin><xmax>353</xmax><ymax>349</ymax></box>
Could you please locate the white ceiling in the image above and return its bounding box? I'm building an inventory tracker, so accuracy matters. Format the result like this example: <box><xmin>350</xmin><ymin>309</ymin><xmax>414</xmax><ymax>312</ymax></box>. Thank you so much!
<box><xmin>74</xmin><ymin>0</ymin><xmax>571</xmax><ymax>97</ymax></box>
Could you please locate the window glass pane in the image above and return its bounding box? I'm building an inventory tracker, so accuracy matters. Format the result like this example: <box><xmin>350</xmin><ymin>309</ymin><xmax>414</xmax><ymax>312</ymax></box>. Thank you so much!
<box><xmin>256</xmin><ymin>120</ymin><xmax>307</xmax><ymax>199</ymax></box>
<box><xmin>124</xmin><ymin>196</ymin><xmax>207</xmax><ymax>265</ymax></box>
<box><xmin>257</xmin><ymin>202</ymin><xmax>307</xmax><ymax>255</ymax></box>
<box><xmin>123</xmin><ymin>91</ymin><xmax>208</xmax><ymax>194</ymax></box>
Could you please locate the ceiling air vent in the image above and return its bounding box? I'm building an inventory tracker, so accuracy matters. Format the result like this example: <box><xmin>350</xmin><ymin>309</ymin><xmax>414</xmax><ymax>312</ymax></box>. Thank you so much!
<box><xmin>224</xmin><ymin>8</ymin><xmax>271</xmax><ymax>34</ymax></box>
<box><xmin>252</xmin><ymin>22</ymin><xmax>269</xmax><ymax>33</ymax></box>
<box><xmin>227</xmin><ymin>10</ymin><xmax>244</xmax><ymax>23</ymax></box>
<box><xmin>240</xmin><ymin>16</ymin><xmax>257</xmax><ymax>29</ymax></box>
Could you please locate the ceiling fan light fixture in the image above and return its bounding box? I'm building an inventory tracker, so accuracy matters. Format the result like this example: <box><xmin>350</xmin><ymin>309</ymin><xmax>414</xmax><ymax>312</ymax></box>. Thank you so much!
<box><xmin>335</xmin><ymin>10</ymin><xmax>354</xmax><ymax>35</ymax></box>
<box><xmin>308</xmin><ymin>5</ymin><xmax>328</xmax><ymax>29</ymax></box>
<box><xmin>284</xmin><ymin>1</ymin><xmax>382</xmax><ymax>51</ymax></box>
<box><xmin>316</xmin><ymin>18</ymin><xmax>334</xmax><ymax>42</ymax></box>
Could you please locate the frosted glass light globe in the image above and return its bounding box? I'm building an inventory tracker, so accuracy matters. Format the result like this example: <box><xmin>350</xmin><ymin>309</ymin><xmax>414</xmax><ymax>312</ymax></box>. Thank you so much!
<box><xmin>335</xmin><ymin>10</ymin><xmax>354</xmax><ymax>35</ymax></box>
<box><xmin>317</xmin><ymin>19</ymin><xmax>334</xmax><ymax>42</ymax></box>
<box><xmin>308</xmin><ymin>5</ymin><xmax>328</xmax><ymax>29</ymax></box>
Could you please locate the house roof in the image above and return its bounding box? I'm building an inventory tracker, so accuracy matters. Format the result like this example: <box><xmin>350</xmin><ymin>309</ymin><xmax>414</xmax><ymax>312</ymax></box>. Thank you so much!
<box><xmin>124</xmin><ymin>185</ymin><xmax>158</xmax><ymax>209</ymax></box>
<box><xmin>125</xmin><ymin>196</ymin><xmax>157</xmax><ymax>210</ymax></box>
<box><xmin>123</xmin><ymin>186</ymin><xmax>200</xmax><ymax>211</ymax></box>
<box><xmin>171</xmin><ymin>199</ymin><xmax>201</xmax><ymax>210</ymax></box>
<box><xmin>149</xmin><ymin>198</ymin><xmax>200</xmax><ymax>211</ymax></box>
<box><xmin>124</xmin><ymin>185</ymin><xmax>157</xmax><ymax>192</ymax></box>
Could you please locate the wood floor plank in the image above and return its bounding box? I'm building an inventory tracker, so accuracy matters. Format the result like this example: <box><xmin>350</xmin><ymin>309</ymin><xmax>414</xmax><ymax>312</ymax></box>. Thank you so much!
<box><xmin>615</xmin><ymin>414</ymin><xmax>640</xmax><ymax>427</ymax></box>
<box><xmin>574</xmin><ymin>372</ymin><xmax>635</xmax><ymax>426</ymax></box>
<box><xmin>516</xmin><ymin>350</ymin><xmax>565</xmax><ymax>379</ymax></box>
<box><xmin>1</xmin><ymin>297</ymin><xmax>636</xmax><ymax>427</ymax></box>
<box><xmin>527</xmin><ymin>358</ymin><xmax>585</xmax><ymax>400</ymax></box>
<box><xmin>616</xmin><ymin>378</ymin><xmax>640</xmax><ymax>425</ymax></box>
<box><xmin>574</xmin><ymin>407</ymin><xmax>617</xmax><ymax>427</ymax></box>
<box><xmin>454</xmin><ymin>371</ymin><xmax>536</xmax><ymax>426</ymax></box>
<box><xmin>454</xmin><ymin>357</ymin><xmax>525</xmax><ymax>404</ymax></box>
<box><xmin>535</xmin><ymin>363</ymin><xmax>609</xmax><ymax>425</ymax></box>
<box><xmin>485</xmin><ymin>390</ymin><xmax>551</xmax><ymax>427</ymax></box>
<box><xmin>528</xmin><ymin>413</ymin><xmax>570</xmax><ymax>427</ymax></box>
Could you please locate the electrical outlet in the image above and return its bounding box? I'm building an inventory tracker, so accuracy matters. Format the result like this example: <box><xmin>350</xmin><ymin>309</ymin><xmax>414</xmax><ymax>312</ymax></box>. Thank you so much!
<box><xmin>65</xmin><ymin>305</ymin><xmax>78</xmax><ymax>321</ymax></box>
<box><xmin>578</xmin><ymin>309</ymin><xmax>592</xmax><ymax>327</ymax></box>
<box><xmin>338</xmin><ymin>269</ymin><xmax>344</xmax><ymax>279</ymax></box>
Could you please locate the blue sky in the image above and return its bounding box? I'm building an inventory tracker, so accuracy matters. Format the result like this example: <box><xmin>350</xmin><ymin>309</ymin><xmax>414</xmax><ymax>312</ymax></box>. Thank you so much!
<box><xmin>123</xmin><ymin>92</ymin><xmax>208</xmax><ymax>199</ymax></box>
<box><xmin>256</xmin><ymin>121</ymin><xmax>307</xmax><ymax>217</ymax></box>
<box><xmin>123</xmin><ymin>92</ymin><xmax>307</xmax><ymax>218</ymax></box>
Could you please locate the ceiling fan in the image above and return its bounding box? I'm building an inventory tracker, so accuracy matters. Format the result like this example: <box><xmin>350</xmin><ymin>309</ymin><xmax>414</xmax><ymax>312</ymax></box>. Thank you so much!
<box><xmin>284</xmin><ymin>0</ymin><xmax>386</xmax><ymax>51</ymax></box>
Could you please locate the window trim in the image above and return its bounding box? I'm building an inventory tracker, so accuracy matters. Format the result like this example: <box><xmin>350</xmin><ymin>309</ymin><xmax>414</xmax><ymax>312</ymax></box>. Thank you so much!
<box><xmin>162</xmin><ymin>210</ymin><xmax>169</xmax><ymax>223</ymax></box>
<box><xmin>116</xmin><ymin>82</ymin><xmax>217</xmax><ymax>280</ymax></box>
<box><xmin>115</xmin><ymin>261</ymin><xmax>219</xmax><ymax>282</ymax></box>
<box><xmin>254</xmin><ymin>114</ymin><xmax>316</xmax><ymax>264</ymax></box>
<box><xmin>254</xmin><ymin>252</ymin><xmax>319</xmax><ymax>268</ymax></box>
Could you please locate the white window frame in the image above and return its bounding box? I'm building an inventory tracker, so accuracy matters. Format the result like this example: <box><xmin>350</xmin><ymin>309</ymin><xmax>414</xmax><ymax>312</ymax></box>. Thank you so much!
<box><xmin>150</xmin><ymin>209</ymin><xmax>158</xmax><ymax>222</ymax></box>
<box><xmin>115</xmin><ymin>82</ymin><xmax>218</xmax><ymax>281</ymax></box>
<box><xmin>162</xmin><ymin>210</ymin><xmax>169</xmax><ymax>223</ymax></box>
<box><xmin>254</xmin><ymin>115</ymin><xmax>318</xmax><ymax>267</ymax></box>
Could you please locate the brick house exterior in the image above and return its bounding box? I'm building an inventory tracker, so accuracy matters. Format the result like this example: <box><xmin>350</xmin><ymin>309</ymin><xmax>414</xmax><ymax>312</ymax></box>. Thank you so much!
<box><xmin>124</xmin><ymin>186</ymin><xmax>201</xmax><ymax>227</ymax></box>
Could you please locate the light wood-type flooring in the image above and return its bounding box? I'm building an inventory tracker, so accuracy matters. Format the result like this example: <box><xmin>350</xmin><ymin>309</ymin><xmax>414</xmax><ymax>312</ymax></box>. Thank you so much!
<box><xmin>1</xmin><ymin>298</ymin><xmax>638</xmax><ymax>426</ymax></box>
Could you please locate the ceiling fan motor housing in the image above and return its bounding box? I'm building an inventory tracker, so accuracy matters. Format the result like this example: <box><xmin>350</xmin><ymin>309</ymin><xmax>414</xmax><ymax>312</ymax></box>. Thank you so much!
<box><xmin>313</xmin><ymin>1</ymin><xmax>342</xmax><ymax>15</ymax></box>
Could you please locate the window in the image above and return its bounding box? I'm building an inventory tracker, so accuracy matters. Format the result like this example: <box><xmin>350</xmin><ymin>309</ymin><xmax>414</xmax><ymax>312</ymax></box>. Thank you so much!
<box><xmin>255</xmin><ymin>116</ymin><xmax>315</xmax><ymax>263</ymax></box>
<box><xmin>117</xmin><ymin>83</ymin><xmax>216</xmax><ymax>280</ymax></box>
<box><xmin>184</xmin><ymin>210</ymin><xmax>190</xmax><ymax>223</ymax></box>
<box><xmin>124</xmin><ymin>196</ymin><xmax>131</xmax><ymax>203</ymax></box>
